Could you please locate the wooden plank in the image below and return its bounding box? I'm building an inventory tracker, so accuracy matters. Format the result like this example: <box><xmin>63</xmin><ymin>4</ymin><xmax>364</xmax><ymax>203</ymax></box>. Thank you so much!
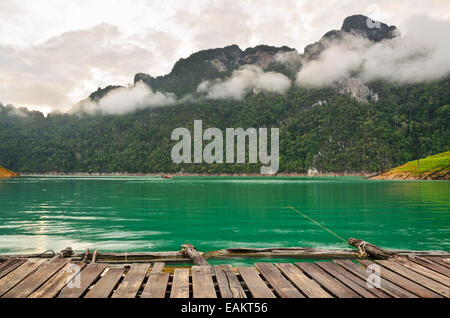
<box><xmin>426</xmin><ymin>257</ymin><xmax>450</xmax><ymax>268</ymax></box>
<box><xmin>0</xmin><ymin>258</ymin><xmax>47</xmax><ymax>297</ymax></box>
<box><xmin>295</xmin><ymin>262</ymin><xmax>361</xmax><ymax>298</ymax></box>
<box><xmin>141</xmin><ymin>272</ymin><xmax>170</xmax><ymax>298</ymax></box>
<box><xmin>29</xmin><ymin>262</ymin><xmax>85</xmax><ymax>298</ymax></box>
<box><xmin>393</xmin><ymin>258</ymin><xmax>450</xmax><ymax>287</ymax></box>
<box><xmin>221</xmin><ymin>265</ymin><xmax>246</xmax><ymax>298</ymax></box>
<box><xmin>358</xmin><ymin>260</ymin><xmax>441</xmax><ymax>298</ymax></box>
<box><xmin>84</xmin><ymin>267</ymin><xmax>125</xmax><ymax>298</ymax></box>
<box><xmin>170</xmin><ymin>268</ymin><xmax>190</xmax><ymax>298</ymax></box>
<box><xmin>111</xmin><ymin>263</ymin><xmax>149</xmax><ymax>298</ymax></box>
<box><xmin>3</xmin><ymin>258</ymin><xmax>70</xmax><ymax>298</ymax></box>
<box><xmin>237</xmin><ymin>267</ymin><xmax>276</xmax><ymax>298</ymax></box>
<box><xmin>255</xmin><ymin>263</ymin><xmax>304</xmax><ymax>298</ymax></box>
<box><xmin>275</xmin><ymin>263</ymin><xmax>332</xmax><ymax>298</ymax></box>
<box><xmin>374</xmin><ymin>260</ymin><xmax>449</xmax><ymax>297</ymax></box>
<box><xmin>334</xmin><ymin>259</ymin><xmax>416</xmax><ymax>298</ymax></box>
<box><xmin>151</xmin><ymin>262</ymin><xmax>165</xmax><ymax>273</ymax></box>
<box><xmin>191</xmin><ymin>266</ymin><xmax>216</xmax><ymax>298</ymax></box>
<box><xmin>58</xmin><ymin>263</ymin><xmax>107</xmax><ymax>298</ymax></box>
<box><xmin>0</xmin><ymin>259</ymin><xmax>26</xmax><ymax>279</ymax></box>
<box><xmin>214</xmin><ymin>265</ymin><xmax>246</xmax><ymax>298</ymax></box>
<box><xmin>412</xmin><ymin>257</ymin><xmax>450</xmax><ymax>277</ymax></box>
<box><xmin>316</xmin><ymin>262</ymin><xmax>384</xmax><ymax>298</ymax></box>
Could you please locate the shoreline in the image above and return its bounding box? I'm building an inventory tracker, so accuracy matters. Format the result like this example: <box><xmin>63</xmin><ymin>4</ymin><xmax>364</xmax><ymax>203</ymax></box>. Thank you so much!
<box><xmin>20</xmin><ymin>171</ymin><xmax>375</xmax><ymax>177</ymax></box>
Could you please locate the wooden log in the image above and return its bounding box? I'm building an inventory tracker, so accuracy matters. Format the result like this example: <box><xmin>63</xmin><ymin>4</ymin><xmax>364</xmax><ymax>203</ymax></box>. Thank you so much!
<box><xmin>348</xmin><ymin>238</ymin><xmax>394</xmax><ymax>259</ymax></box>
<box><xmin>92</xmin><ymin>250</ymin><xmax>98</xmax><ymax>263</ymax></box>
<box><xmin>209</xmin><ymin>247</ymin><xmax>359</xmax><ymax>260</ymax></box>
<box><xmin>81</xmin><ymin>249</ymin><xmax>90</xmax><ymax>264</ymax></box>
<box><xmin>181</xmin><ymin>244</ymin><xmax>210</xmax><ymax>267</ymax></box>
<box><xmin>51</xmin><ymin>247</ymin><xmax>73</xmax><ymax>260</ymax></box>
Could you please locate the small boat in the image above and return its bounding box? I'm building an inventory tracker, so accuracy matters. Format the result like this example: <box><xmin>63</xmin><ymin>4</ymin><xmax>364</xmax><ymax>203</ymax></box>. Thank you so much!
<box><xmin>162</xmin><ymin>175</ymin><xmax>172</xmax><ymax>179</ymax></box>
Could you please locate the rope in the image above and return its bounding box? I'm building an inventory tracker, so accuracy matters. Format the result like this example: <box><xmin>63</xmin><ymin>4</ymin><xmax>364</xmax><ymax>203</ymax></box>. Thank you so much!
<box><xmin>357</xmin><ymin>241</ymin><xmax>368</xmax><ymax>259</ymax></box>
<box><xmin>286</xmin><ymin>206</ymin><xmax>348</xmax><ymax>245</ymax></box>
<box><xmin>36</xmin><ymin>250</ymin><xmax>55</xmax><ymax>258</ymax></box>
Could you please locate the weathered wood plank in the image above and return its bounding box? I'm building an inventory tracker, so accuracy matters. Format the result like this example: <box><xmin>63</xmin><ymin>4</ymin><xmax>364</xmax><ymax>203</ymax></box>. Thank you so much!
<box><xmin>334</xmin><ymin>259</ymin><xmax>415</xmax><ymax>298</ymax></box>
<box><xmin>411</xmin><ymin>257</ymin><xmax>450</xmax><ymax>277</ymax></box>
<box><xmin>170</xmin><ymin>268</ymin><xmax>190</xmax><ymax>298</ymax></box>
<box><xmin>191</xmin><ymin>266</ymin><xmax>216</xmax><ymax>298</ymax></box>
<box><xmin>275</xmin><ymin>263</ymin><xmax>331</xmax><ymax>298</ymax></box>
<box><xmin>151</xmin><ymin>262</ymin><xmax>165</xmax><ymax>273</ymax></box>
<box><xmin>214</xmin><ymin>265</ymin><xmax>246</xmax><ymax>298</ymax></box>
<box><xmin>0</xmin><ymin>259</ymin><xmax>47</xmax><ymax>297</ymax></box>
<box><xmin>393</xmin><ymin>258</ymin><xmax>450</xmax><ymax>287</ymax></box>
<box><xmin>3</xmin><ymin>258</ymin><xmax>70</xmax><ymax>298</ymax></box>
<box><xmin>255</xmin><ymin>263</ymin><xmax>303</xmax><ymax>298</ymax></box>
<box><xmin>316</xmin><ymin>262</ymin><xmax>382</xmax><ymax>298</ymax></box>
<box><xmin>295</xmin><ymin>262</ymin><xmax>361</xmax><ymax>298</ymax></box>
<box><xmin>374</xmin><ymin>260</ymin><xmax>449</xmax><ymax>297</ymax></box>
<box><xmin>358</xmin><ymin>260</ymin><xmax>441</xmax><ymax>298</ymax></box>
<box><xmin>141</xmin><ymin>272</ymin><xmax>170</xmax><ymax>298</ymax></box>
<box><xmin>111</xmin><ymin>263</ymin><xmax>150</xmax><ymax>298</ymax></box>
<box><xmin>0</xmin><ymin>259</ymin><xmax>26</xmax><ymax>279</ymax></box>
<box><xmin>237</xmin><ymin>267</ymin><xmax>276</xmax><ymax>298</ymax></box>
<box><xmin>426</xmin><ymin>257</ymin><xmax>450</xmax><ymax>268</ymax></box>
<box><xmin>84</xmin><ymin>267</ymin><xmax>125</xmax><ymax>298</ymax></box>
<box><xmin>58</xmin><ymin>263</ymin><xmax>107</xmax><ymax>298</ymax></box>
<box><xmin>29</xmin><ymin>262</ymin><xmax>85</xmax><ymax>298</ymax></box>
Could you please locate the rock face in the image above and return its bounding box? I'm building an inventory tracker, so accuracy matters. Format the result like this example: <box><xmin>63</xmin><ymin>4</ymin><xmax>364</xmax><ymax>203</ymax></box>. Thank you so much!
<box><xmin>133</xmin><ymin>44</ymin><xmax>296</xmax><ymax>97</ymax></box>
<box><xmin>304</xmin><ymin>14</ymin><xmax>399</xmax><ymax>60</ymax></box>
<box><xmin>341</xmin><ymin>14</ymin><xmax>399</xmax><ymax>42</ymax></box>
<box><xmin>337</xmin><ymin>78</ymin><xmax>379</xmax><ymax>103</ymax></box>
<box><xmin>0</xmin><ymin>166</ymin><xmax>19</xmax><ymax>178</ymax></box>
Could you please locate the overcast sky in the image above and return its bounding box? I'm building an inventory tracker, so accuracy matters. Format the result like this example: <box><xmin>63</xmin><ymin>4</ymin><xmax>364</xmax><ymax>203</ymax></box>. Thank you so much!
<box><xmin>1</xmin><ymin>0</ymin><xmax>449</xmax><ymax>114</ymax></box>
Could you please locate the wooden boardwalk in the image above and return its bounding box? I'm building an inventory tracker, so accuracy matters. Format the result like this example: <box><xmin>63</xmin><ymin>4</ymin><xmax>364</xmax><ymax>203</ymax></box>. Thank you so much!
<box><xmin>0</xmin><ymin>256</ymin><xmax>448</xmax><ymax>298</ymax></box>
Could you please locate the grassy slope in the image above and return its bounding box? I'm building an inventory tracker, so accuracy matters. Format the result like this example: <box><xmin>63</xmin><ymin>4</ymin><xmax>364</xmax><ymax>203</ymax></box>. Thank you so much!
<box><xmin>372</xmin><ymin>151</ymin><xmax>450</xmax><ymax>180</ymax></box>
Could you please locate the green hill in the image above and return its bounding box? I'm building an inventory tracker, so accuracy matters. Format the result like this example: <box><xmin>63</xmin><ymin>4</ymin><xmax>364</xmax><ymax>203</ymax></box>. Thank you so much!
<box><xmin>371</xmin><ymin>151</ymin><xmax>450</xmax><ymax>180</ymax></box>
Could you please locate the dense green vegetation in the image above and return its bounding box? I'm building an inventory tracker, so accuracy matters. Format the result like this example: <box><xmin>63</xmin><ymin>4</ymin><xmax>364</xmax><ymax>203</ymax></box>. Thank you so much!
<box><xmin>376</xmin><ymin>151</ymin><xmax>450</xmax><ymax>179</ymax></box>
<box><xmin>0</xmin><ymin>75</ymin><xmax>448</xmax><ymax>174</ymax></box>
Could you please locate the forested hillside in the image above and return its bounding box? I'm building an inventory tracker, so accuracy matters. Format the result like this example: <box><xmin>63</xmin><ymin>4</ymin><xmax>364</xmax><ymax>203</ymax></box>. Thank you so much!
<box><xmin>0</xmin><ymin>14</ymin><xmax>448</xmax><ymax>174</ymax></box>
<box><xmin>0</xmin><ymin>76</ymin><xmax>448</xmax><ymax>174</ymax></box>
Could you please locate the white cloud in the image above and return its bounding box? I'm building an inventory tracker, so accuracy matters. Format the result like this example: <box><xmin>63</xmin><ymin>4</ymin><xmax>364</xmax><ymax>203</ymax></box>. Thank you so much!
<box><xmin>75</xmin><ymin>81</ymin><xmax>176</xmax><ymax>115</ymax></box>
<box><xmin>296</xmin><ymin>15</ymin><xmax>450</xmax><ymax>86</ymax></box>
<box><xmin>0</xmin><ymin>0</ymin><xmax>449</xmax><ymax>112</ymax></box>
<box><xmin>197</xmin><ymin>65</ymin><xmax>291</xmax><ymax>100</ymax></box>
<box><xmin>0</xmin><ymin>23</ymin><xmax>180</xmax><ymax>112</ymax></box>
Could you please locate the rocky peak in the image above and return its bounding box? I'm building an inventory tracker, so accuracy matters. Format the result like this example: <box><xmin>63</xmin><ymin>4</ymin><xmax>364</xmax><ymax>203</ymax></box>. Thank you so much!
<box><xmin>341</xmin><ymin>14</ymin><xmax>399</xmax><ymax>42</ymax></box>
<box><xmin>304</xmin><ymin>14</ymin><xmax>399</xmax><ymax>60</ymax></box>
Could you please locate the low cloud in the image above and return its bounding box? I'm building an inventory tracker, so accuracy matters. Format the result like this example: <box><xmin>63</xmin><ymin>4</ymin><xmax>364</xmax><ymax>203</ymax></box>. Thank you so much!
<box><xmin>296</xmin><ymin>15</ymin><xmax>450</xmax><ymax>86</ymax></box>
<box><xmin>0</xmin><ymin>23</ymin><xmax>180</xmax><ymax>112</ymax></box>
<box><xmin>197</xmin><ymin>65</ymin><xmax>291</xmax><ymax>100</ymax></box>
<box><xmin>74</xmin><ymin>81</ymin><xmax>176</xmax><ymax>115</ymax></box>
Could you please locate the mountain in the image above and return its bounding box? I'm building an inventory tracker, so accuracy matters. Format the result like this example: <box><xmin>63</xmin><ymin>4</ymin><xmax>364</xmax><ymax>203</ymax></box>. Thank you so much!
<box><xmin>0</xmin><ymin>14</ymin><xmax>449</xmax><ymax>174</ymax></box>
<box><xmin>89</xmin><ymin>15</ymin><xmax>397</xmax><ymax>103</ymax></box>
<box><xmin>303</xmin><ymin>14</ymin><xmax>399</xmax><ymax>60</ymax></box>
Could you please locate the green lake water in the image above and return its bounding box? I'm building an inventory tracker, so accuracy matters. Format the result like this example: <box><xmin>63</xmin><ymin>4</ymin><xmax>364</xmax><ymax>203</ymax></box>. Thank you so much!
<box><xmin>0</xmin><ymin>176</ymin><xmax>449</xmax><ymax>265</ymax></box>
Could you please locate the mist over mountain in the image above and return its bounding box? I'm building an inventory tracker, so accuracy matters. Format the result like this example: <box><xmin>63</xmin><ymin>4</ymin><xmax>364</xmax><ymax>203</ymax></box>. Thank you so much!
<box><xmin>71</xmin><ymin>14</ymin><xmax>450</xmax><ymax>114</ymax></box>
<box><xmin>0</xmin><ymin>14</ymin><xmax>449</xmax><ymax>174</ymax></box>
